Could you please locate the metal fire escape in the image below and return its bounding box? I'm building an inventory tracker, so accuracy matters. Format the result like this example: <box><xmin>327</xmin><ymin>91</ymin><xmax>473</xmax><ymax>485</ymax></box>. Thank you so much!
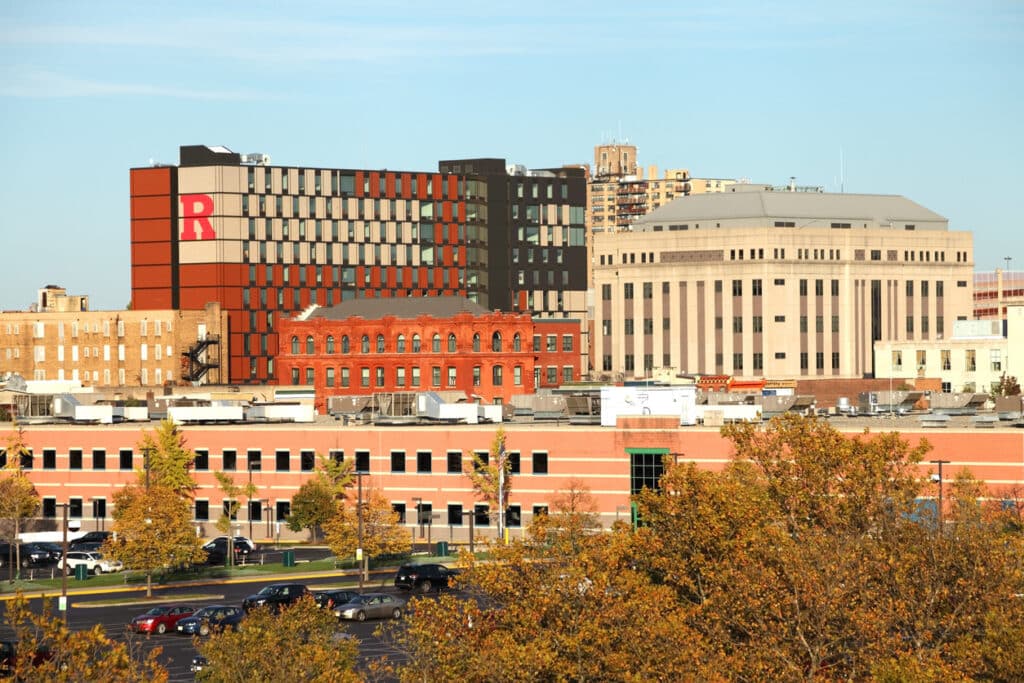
<box><xmin>181</xmin><ymin>334</ymin><xmax>221</xmax><ymax>384</ymax></box>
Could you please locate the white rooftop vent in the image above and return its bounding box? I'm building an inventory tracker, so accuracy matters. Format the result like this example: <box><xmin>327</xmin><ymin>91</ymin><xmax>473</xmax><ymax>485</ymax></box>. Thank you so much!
<box><xmin>241</xmin><ymin>153</ymin><xmax>272</xmax><ymax>166</ymax></box>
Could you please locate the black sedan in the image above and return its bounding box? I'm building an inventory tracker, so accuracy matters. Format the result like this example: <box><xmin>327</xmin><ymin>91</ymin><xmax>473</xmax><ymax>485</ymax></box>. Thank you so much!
<box><xmin>313</xmin><ymin>589</ymin><xmax>361</xmax><ymax>610</ymax></box>
<box><xmin>175</xmin><ymin>605</ymin><xmax>244</xmax><ymax>636</ymax></box>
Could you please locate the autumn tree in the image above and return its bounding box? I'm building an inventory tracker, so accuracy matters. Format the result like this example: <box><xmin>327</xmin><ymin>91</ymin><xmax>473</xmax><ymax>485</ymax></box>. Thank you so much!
<box><xmin>3</xmin><ymin>593</ymin><xmax>168</xmax><ymax>681</ymax></box>
<box><xmin>989</xmin><ymin>372</ymin><xmax>1022</xmax><ymax>400</ymax></box>
<box><xmin>464</xmin><ymin>428</ymin><xmax>514</xmax><ymax>541</ymax></box>
<box><xmin>136</xmin><ymin>419</ymin><xmax>198</xmax><ymax>495</ymax></box>
<box><xmin>0</xmin><ymin>424</ymin><xmax>40</xmax><ymax>578</ymax></box>
<box><xmin>194</xmin><ymin>596</ymin><xmax>360</xmax><ymax>683</ymax></box>
<box><xmin>104</xmin><ymin>484</ymin><xmax>206</xmax><ymax>597</ymax></box>
<box><xmin>383</xmin><ymin>490</ymin><xmax>711</xmax><ymax>683</ymax></box>
<box><xmin>104</xmin><ymin>421</ymin><xmax>204</xmax><ymax>595</ymax></box>
<box><xmin>322</xmin><ymin>489</ymin><xmax>407</xmax><ymax>563</ymax></box>
<box><xmin>287</xmin><ymin>454</ymin><xmax>354</xmax><ymax>542</ymax></box>
<box><xmin>630</xmin><ymin>414</ymin><xmax>1024</xmax><ymax>680</ymax></box>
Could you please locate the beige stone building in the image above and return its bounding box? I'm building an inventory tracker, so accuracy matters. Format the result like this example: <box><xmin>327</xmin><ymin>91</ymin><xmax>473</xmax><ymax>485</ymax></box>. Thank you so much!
<box><xmin>0</xmin><ymin>289</ymin><xmax>228</xmax><ymax>386</ymax></box>
<box><xmin>591</xmin><ymin>186</ymin><xmax>974</xmax><ymax>381</ymax></box>
<box><xmin>873</xmin><ymin>305</ymin><xmax>1023</xmax><ymax>394</ymax></box>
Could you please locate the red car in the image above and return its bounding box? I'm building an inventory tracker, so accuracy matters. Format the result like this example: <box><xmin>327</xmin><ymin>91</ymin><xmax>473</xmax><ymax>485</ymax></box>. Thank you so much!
<box><xmin>129</xmin><ymin>605</ymin><xmax>197</xmax><ymax>634</ymax></box>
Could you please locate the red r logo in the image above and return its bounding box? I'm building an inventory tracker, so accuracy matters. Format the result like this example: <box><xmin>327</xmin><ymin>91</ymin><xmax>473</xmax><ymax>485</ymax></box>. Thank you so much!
<box><xmin>180</xmin><ymin>194</ymin><xmax>215</xmax><ymax>240</ymax></box>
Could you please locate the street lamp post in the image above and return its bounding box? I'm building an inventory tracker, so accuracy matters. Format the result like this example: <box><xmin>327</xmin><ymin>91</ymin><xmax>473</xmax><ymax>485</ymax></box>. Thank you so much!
<box><xmin>412</xmin><ymin>497</ymin><xmax>422</xmax><ymax>551</ymax></box>
<box><xmin>930</xmin><ymin>459</ymin><xmax>950</xmax><ymax>534</ymax></box>
<box><xmin>264</xmin><ymin>503</ymin><xmax>273</xmax><ymax>540</ymax></box>
<box><xmin>460</xmin><ymin>511</ymin><xmax>476</xmax><ymax>555</ymax></box>
<box><xmin>355</xmin><ymin>471</ymin><xmax>368</xmax><ymax>590</ymax></box>
<box><xmin>247</xmin><ymin>461</ymin><xmax>260</xmax><ymax>541</ymax></box>
<box><xmin>57</xmin><ymin>503</ymin><xmax>69</xmax><ymax>624</ymax></box>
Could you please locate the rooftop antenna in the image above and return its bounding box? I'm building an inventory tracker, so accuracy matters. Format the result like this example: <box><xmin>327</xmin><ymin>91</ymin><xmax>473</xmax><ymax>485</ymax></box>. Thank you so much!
<box><xmin>840</xmin><ymin>146</ymin><xmax>845</xmax><ymax>193</ymax></box>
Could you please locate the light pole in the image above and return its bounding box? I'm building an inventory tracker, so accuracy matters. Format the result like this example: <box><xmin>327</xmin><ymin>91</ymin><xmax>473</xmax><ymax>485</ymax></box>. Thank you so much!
<box><xmin>355</xmin><ymin>471</ymin><xmax>368</xmax><ymax>590</ymax></box>
<box><xmin>247</xmin><ymin>460</ymin><xmax>260</xmax><ymax>540</ymax></box>
<box><xmin>412</xmin><ymin>497</ymin><xmax>422</xmax><ymax>551</ymax></box>
<box><xmin>57</xmin><ymin>503</ymin><xmax>69</xmax><ymax>624</ymax></box>
<box><xmin>497</xmin><ymin>440</ymin><xmax>506</xmax><ymax>545</ymax></box>
<box><xmin>930</xmin><ymin>459</ymin><xmax>950</xmax><ymax>534</ymax></box>
<box><xmin>264</xmin><ymin>502</ymin><xmax>273</xmax><ymax>540</ymax></box>
<box><xmin>460</xmin><ymin>510</ymin><xmax>476</xmax><ymax>555</ymax></box>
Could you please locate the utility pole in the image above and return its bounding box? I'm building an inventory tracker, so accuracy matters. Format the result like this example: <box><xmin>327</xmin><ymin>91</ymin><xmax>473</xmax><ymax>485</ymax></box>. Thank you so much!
<box><xmin>461</xmin><ymin>510</ymin><xmax>476</xmax><ymax>555</ymax></box>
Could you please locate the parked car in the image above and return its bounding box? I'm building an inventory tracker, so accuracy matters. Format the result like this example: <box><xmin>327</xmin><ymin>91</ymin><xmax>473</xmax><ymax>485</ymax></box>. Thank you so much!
<box><xmin>313</xmin><ymin>589</ymin><xmax>361</xmax><ymax>610</ymax></box>
<box><xmin>394</xmin><ymin>563</ymin><xmax>461</xmax><ymax>593</ymax></box>
<box><xmin>0</xmin><ymin>544</ymin><xmax>26</xmax><ymax>569</ymax></box>
<box><xmin>0</xmin><ymin>640</ymin><xmax>54</xmax><ymax>676</ymax></box>
<box><xmin>209</xmin><ymin>535</ymin><xmax>257</xmax><ymax>553</ymax></box>
<box><xmin>70</xmin><ymin>531</ymin><xmax>113</xmax><ymax>548</ymax></box>
<box><xmin>201</xmin><ymin>537</ymin><xmax>250</xmax><ymax>565</ymax></box>
<box><xmin>175</xmin><ymin>605</ymin><xmax>244</xmax><ymax>636</ymax></box>
<box><xmin>68</xmin><ymin>541</ymin><xmax>103</xmax><ymax>553</ymax></box>
<box><xmin>242</xmin><ymin>582</ymin><xmax>310</xmax><ymax>614</ymax></box>
<box><xmin>129</xmin><ymin>605</ymin><xmax>197</xmax><ymax>635</ymax></box>
<box><xmin>190</xmin><ymin>656</ymin><xmax>209</xmax><ymax>674</ymax></box>
<box><xmin>57</xmin><ymin>551</ymin><xmax>123</xmax><ymax>575</ymax></box>
<box><xmin>333</xmin><ymin>593</ymin><xmax>406</xmax><ymax>622</ymax></box>
<box><xmin>22</xmin><ymin>542</ymin><xmax>61</xmax><ymax>566</ymax></box>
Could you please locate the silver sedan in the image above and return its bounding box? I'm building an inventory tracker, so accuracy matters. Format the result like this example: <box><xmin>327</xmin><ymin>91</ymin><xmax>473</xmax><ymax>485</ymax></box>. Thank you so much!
<box><xmin>333</xmin><ymin>593</ymin><xmax>406</xmax><ymax>622</ymax></box>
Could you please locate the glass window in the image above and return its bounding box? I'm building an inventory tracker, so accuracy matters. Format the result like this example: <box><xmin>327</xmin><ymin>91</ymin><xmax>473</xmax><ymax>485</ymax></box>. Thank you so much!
<box><xmin>533</xmin><ymin>451</ymin><xmax>548</xmax><ymax>474</ymax></box>
<box><xmin>432</xmin><ymin>334</ymin><xmax>441</xmax><ymax>353</ymax></box>
<box><xmin>448</xmin><ymin>334</ymin><xmax>457</xmax><ymax>352</ymax></box>
<box><xmin>447</xmin><ymin>451</ymin><xmax>461</xmax><ymax>473</ymax></box>
<box><xmin>326</xmin><ymin>335</ymin><xmax>335</xmax><ymax>354</ymax></box>
<box><xmin>473</xmin><ymin>333</ymin><xmax>481</xmax><ymax>352</ymax></box>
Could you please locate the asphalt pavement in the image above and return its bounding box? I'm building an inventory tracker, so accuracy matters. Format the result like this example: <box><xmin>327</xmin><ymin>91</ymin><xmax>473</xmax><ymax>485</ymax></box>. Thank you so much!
<box><xmin>0</xmin><ymin>546</ymin><xmax>426</xmax><ymax>682</ymax></box>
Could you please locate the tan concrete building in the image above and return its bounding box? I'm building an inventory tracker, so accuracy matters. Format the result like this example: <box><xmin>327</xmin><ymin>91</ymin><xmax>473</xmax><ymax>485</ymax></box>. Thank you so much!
<box><xmin>0</xmin><ymin>295</ymin><xmax>228</xmax><ymax>387</ymax></box>
<box><xmin>874</xmin><ymin>305</ymin><xmax>1023</xmax><ymax>394</ymax></box>
<box><xmin>592</xmin><ymin>186</ymin><xmax>974</xmax><ymax>381</ymax></box>
<box><xmin>589</xmin><ymin>164</ymin><xmax>693</xmax><ymax>233</ymax></box>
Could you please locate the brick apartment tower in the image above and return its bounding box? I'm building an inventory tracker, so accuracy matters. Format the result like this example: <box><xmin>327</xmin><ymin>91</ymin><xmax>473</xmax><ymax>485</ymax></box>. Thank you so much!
<box><xmin>130</xmin><ymin>146</ymin><xmax>485</xmax><ymax>384</ymax></box>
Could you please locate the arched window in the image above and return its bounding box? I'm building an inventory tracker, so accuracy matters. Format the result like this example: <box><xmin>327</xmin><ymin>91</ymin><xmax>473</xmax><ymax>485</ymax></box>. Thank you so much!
<box><xmin>376</xmin><ymin>334</ymin><xmax>385</xmax><ymax>353</ymax></box>
<box><xmin>472</xmin><ymin>333</ymin><xmax>481</xmax><ymax>352</ymax></box>
<box><xmin>361</xmin><ymin>335</ymin><xmax>370</xmax><ymax>353</ymax></box>
<box><xmin>513</xmin><ymin>333</ymin><xmax>522</xmax><ymax>352</ymax></box>
<box><xmin>447</xmin><ymin>333</ymin><xmax>457</xmax><ymax>353</ymax></box>
<box><xmin>341</xmin><ymin>335</ymin><xmax>350</xmax><ymax>354</ymax></box>
<box><xmin>492</xmin><ymin>331</ymin><xmax>502</xmax><ymax>352</ymax></box>
<box><xmin>433</xmin><ymin>334</ymin><xmax>442</xmax><ymax>353</ymax></box>
<box><xmin>305</xmin><ymin>335</ymin><xmax>315</xmax><ymax>354</ymax></box>
<box><xmin>326</xmin><ymin>335</ymin><xmax>335</xmax><ymax>354</ymax></box>
<box><xmin>397</xmin><ymin>334</ymin><xmax>406</xmax><ymax>353</ymax></box>
<box><xmin>412</xmin><ymin>334</ymin><xmax>421</xmax><ymax>353</ymax></box>
<box><xmin>290</xmin><ymin>336</ymin><xmax>299</xmax><ymax>354</ymax></box>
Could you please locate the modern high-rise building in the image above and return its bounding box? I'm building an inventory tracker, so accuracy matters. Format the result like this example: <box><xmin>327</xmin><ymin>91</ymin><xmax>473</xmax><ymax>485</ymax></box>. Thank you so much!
<box><xmin>131</xmin><ymin>146</ymin><xmax>489</xmax><ymax>383</ymax></box>
<box><xmin>592</xmin><ymin>185</ymin><xmax>974</xmax><ymax>381</ymax></box>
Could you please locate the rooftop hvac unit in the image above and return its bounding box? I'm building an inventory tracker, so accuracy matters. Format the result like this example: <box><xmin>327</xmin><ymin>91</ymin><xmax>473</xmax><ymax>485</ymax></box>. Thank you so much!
<box><xmin>241</xmin><ymin>153</ymin><xmax>271</xmax><ymax>166</ymax></box>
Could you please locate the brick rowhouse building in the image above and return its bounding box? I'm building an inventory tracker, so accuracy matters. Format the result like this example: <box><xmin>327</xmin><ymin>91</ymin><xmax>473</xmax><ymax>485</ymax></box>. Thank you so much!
<box><xmin>276</xmin><ymin>297</ymin><xmax>581</xmax><ymax>411</ymax></box>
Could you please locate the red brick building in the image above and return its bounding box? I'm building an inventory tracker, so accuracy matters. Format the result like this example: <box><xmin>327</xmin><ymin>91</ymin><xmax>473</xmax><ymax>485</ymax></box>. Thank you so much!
<box><xmin>276</xmin><ymin>298</ymin><xmax>581</xmax><ymax>411</ymax></box>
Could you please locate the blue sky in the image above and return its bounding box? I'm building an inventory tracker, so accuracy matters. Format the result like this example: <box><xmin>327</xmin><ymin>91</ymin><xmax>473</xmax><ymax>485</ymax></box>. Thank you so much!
<box><xmin>1</xmin><ymin>0</ymin><xmax>1021</xmax><ymax>311</ymax></box>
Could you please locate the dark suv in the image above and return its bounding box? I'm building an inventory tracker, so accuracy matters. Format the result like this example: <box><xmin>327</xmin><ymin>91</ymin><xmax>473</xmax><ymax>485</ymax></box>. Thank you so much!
<box><xmin>201</xmin><ymin>537</ymin><xmax>250</xmax><ymax>565</ymax></box>
<box><xmin>394</xmin><ymin>563</ymin><xmax>460</xmax><ymax>593</ymax></box>
<box><xmin>242</xmin><ymin>583</ymin><xmax>310</xmax><ymax>613</ymax></box>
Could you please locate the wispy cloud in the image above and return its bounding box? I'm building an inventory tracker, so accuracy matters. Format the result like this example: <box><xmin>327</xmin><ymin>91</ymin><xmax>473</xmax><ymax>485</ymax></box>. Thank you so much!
<box><xmin>0</xmin><ymin>67</ymin><xmax>264</xmax><ymax>99</ymax></box>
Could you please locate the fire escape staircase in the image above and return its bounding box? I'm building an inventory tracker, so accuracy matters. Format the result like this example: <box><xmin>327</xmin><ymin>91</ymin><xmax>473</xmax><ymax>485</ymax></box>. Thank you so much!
<box><xmin>181</xmin><ymin>334</ymin><xmax>221</xmax><ymax>383</ymax></box>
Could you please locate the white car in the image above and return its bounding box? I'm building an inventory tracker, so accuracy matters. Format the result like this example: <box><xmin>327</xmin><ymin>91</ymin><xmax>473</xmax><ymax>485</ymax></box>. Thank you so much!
<box><xmin>57</xmin><ymin>551</ymin><xmax>123</xmax><ymax>575</ymax></box>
